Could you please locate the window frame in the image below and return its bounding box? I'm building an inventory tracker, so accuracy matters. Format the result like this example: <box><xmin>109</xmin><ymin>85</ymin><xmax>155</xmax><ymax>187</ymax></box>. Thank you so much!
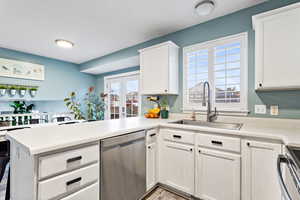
<box><xmin>182</xmin><ymin>32</ymin><xmax>248</xmax><ymax>114</ymax></box>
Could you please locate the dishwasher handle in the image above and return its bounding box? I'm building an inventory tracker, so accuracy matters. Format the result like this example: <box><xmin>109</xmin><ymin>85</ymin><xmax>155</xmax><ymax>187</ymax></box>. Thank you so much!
<box><xmin>277</xmin><ymin>155</ymin><xmax>292</xmax><ymax>200</ymax></box>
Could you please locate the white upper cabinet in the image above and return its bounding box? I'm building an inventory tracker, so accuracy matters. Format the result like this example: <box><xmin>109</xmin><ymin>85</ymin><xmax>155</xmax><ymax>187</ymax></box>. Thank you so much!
<box><xmin>139</xmin><ymin>41</ymin><xmax>179</xmax><ymax>95</ymax></box>
<box><xmin>253</xmin><ymin>3</ymin><xmax>300</xmax><ymax>90</ymax></box>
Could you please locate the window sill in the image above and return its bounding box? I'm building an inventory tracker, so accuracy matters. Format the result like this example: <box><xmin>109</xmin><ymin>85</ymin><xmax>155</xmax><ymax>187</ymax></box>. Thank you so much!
<box><xmin>182</xmin><ymin>109</ymin><xmax>250</xmax><ymax>116</ymax></box>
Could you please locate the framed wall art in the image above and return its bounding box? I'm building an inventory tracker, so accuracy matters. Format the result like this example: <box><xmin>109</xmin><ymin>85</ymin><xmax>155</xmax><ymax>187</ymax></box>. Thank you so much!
<box><xmin>0</xmin><ymin>58</ymin><xmax>44</xmax><ymax>81</ymax></box>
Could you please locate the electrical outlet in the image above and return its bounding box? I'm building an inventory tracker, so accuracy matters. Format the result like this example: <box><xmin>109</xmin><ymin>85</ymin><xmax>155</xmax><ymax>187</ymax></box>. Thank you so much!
<box><xmin>255</xmin><ymin>104</ymin><xmax>266</xmax><ymax>114</ymax></box>
<box><xmin>270</xmin><ymin>105</ymin><xmax>279</xmax><ymax>116</ymax></box>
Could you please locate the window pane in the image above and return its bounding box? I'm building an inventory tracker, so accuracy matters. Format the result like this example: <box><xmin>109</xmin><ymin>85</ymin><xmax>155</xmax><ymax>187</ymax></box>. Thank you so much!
<box><xmin>227</xmin><ymin>69</ymin><xmax>240</xmax><ymax>77</ymax></box>
<box><xmin>126</xmin><ymin>79</ymin><xmax>139</xmax><ymax>117</ymax></box>
<box><xmin>215</xmin><ymin>70</ymin><xmax>225</xmax><ymax>78</ymax></box>
<box><xmin>214</xmin><ymin>41</ymin><xmax>241</xmax><ymax>104</ymax></box>
<box><xmin>227</xmin><ymin>47</ymin><xmax>240</xmax><ymax>55</ymax></box>
<box><xmin>187</xmin><ymin>49</ymin><xmax>208</xmax><ymax>104</ymax></box>
<box><xmin>215</xmin><ymin>78</ymin><xmax>225</xmax><ymax>85</ymax></box>
<box><xmin>227</xmin><ymin>62</ymin><xmax>240</xmax><ymax>69</ymax></box>
<box><xmin>215</xmin><ymin>56</ymin><xmax>226</xmax><ymax>64</ymax></box>
<box><xmin>184</xmin><ymin>35</ymin><xmax>245</xmax><ymax>110</ymax></box>
<box><xmin>215</xmin><ymin>42</ymin><xmax>240</xmax><ymax>50</ymax></box>
<box><xmin>227</xmin><ymin>77</ymin><xmax>240</xmax><ymax>85</ymax></box>
<box><xmin>227</xmin><ymin>54</ymin><xmax>240</xmax><ymax>62</ymax></box>
<box><xmin>215</xmin><ymin>64</ymin><xmax>225</xmax><ymax>71</ymax></box>
<box><xmin>215</xmin><ymin>50</ymin><xmax>226</xmax><ymax>57</ymax></box>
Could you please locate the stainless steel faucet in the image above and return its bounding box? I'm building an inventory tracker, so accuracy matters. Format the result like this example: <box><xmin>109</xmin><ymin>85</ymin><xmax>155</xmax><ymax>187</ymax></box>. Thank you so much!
<box><xmin>202</xmin><ymin>81</ymin><xmax>217</xmax><ymax>122</ymax></box>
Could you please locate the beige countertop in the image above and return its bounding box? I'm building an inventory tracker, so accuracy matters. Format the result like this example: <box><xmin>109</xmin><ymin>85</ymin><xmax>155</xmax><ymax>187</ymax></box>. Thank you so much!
<box><xmin>6</xmin><ymin>116</ymin><xmax>300</xmax><ymax>155</ymax></box>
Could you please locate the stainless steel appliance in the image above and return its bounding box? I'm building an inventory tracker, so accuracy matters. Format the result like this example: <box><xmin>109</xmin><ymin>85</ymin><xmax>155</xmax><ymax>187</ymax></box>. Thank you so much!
<box><xmin>277</xmin><ymin>146</ymin><xmax>300</xmax><ymax>200</ymax></box>
<box><xmin>100</xmin><ymin>130</ymin><xmax>146</xmax><ymax>200</ymax></box>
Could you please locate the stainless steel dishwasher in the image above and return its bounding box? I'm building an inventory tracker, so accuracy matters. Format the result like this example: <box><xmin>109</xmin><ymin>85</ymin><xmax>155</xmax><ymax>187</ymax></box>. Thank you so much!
<box><xmin>100</xmin><ymin>130</ymin><xmax>146</xmax><ymax>200</ymax></box>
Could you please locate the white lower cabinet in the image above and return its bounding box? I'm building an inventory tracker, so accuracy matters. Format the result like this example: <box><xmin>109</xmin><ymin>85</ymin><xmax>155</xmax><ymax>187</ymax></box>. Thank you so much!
<box><xmin>38</xmin><ymin>164</ymin><xmax>99</xmax><ymax>200</ymax></box>
<box><xmin>147</xmin><ymin>142</ymin><xmax>157</xmax><ymax>190</ymax></box>
<box><xmin>242</xmin><ymin>139</ymin><xmax>282</xmax><ymax>200</ymax></box>
<box><xmin>160</xmin><ymin>141</ymin><xmax>195</xmax><ymax>194</ymax></box>
<box><xmin>61</xmin><ymin>183</ymin><xmax>99</xmax><ymax>200</ymax></box>
<box><xmin>195</xmin><ymin>148</ymin><xmax>241</xmax><ymax>200</ymax></box>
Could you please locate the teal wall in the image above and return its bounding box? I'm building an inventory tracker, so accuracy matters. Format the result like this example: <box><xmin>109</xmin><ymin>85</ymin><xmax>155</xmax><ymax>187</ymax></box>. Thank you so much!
<box><xmin>0</xmin><ymin>47</ymin><xmax>96</xmax><ymax>101</ymax></box>
<box><xmin>0</xmin><ymin>48</ymin><xmax>96</xmax><ymax>113</ymax></box>
<box><xmin>83</xmin><ymin>0</ymin><xmax>300</xmax><ymax>119</ymax></box>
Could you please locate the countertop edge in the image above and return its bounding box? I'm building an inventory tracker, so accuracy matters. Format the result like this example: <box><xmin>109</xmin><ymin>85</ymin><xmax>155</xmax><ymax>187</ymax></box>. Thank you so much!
<box><xmin>6</xmin><ymin>119</ymin><xmax>297</xmax><ymax>155</ymax></box>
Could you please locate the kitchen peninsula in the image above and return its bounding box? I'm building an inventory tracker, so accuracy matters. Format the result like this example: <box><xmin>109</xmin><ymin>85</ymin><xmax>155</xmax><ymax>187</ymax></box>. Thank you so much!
<box><xmin>6</xmin><ymin>116</ymin><xmax>300</xmax><ymax>200</ymax></box>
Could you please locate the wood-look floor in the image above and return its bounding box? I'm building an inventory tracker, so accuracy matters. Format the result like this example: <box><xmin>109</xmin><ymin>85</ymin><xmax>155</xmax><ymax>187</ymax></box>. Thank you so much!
<box><xmin>145</xmin><ymin>187</ymin><xmax>188</xmax><ymax>200</ymax></box>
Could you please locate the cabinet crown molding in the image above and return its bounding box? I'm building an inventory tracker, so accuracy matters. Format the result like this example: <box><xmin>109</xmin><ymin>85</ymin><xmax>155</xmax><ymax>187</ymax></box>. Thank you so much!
<box><xmin>138</xmin><ymin>41</ymin><xmax>179</xmax><ymax>53</ymax></box>
<box><xmin>252</xmin><ymin>2</ymin><xmax>300</xmax><ymax>30</ymax></box>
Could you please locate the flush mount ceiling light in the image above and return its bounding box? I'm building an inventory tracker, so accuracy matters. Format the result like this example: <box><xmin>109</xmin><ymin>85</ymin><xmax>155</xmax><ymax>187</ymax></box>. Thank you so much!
<box><xmin>55</xmin><ymin>39</ymin><xmax>74</xmax><ymax>48</ymax></box>
<box><xmin>195</xmin><ymin>0</ymin><xmax>215</xmax><ymax>16</ymax></box>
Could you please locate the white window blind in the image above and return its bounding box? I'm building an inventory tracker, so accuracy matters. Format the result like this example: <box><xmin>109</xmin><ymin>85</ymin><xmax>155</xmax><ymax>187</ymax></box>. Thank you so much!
<box><xmin>187</xmin><ymin>49</ymin><xmax>208</xmax><ymax>104</ymax></box>
<box><xmin>183</xmin><ymin>33</ymin><xmax>248</xmax><ymax>113</ymax></box>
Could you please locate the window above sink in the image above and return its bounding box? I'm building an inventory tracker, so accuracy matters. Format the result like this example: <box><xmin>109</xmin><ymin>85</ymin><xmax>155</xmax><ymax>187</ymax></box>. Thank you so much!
<box><xmin>182</xmin><ymin>33</ymin><xmax>248</xmax><ymax>114</ymax></box>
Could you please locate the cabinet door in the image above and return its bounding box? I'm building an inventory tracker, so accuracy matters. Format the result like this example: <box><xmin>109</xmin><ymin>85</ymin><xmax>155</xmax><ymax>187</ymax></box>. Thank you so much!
<box><xmin>195</xmin><ymin>148</ymin><xmax>240</xmax><ymax>200</ymax></box>
<box><xmin>146</xmin><ymin>143</ymin><xmax>157</xmax><ymax>190</ymax></box>
<box><xmin>140</xmin><ymin>45</ymin><xmax>169</xmax><ymax>94</ymax></box>
<box><xmin>242</xmin><ymin>140</ymin><xmax>282</xmax><ymax>200</ymax></box>
<box><xmin>160</xmin><ymin>142</ymin><xmax>194</xmax><ymax>194</ymax></box>
<box><xmin>255</xmin><ymin>6</ymin><xmax>300</xmax><ymax>89</ymax></box>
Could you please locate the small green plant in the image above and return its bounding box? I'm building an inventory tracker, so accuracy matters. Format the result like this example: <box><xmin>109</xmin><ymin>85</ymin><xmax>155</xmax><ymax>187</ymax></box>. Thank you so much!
<box><xmin>9</xmin><ymin>101</ymin><xmax>35</xmax><ymax>114</ymax></box>
<box><xmin>0</xmin><ymin>85</ymin><xmax>7</xmax><ymax>89</ymax></box>
<box><xmin>9</xmin><ymin>85</ymin><xmax>18</xmax><ymax>90</ymax></box>
<box><xmin>160</xmin><ymin>96</ymin><xmax>169</xmax><ymax>110</ymax></box>
<box><xmin>64</xmin><ymin>92</ymin><xmax>85</xmax><ymax>120</ymax></box>
<box><xmin>19</xmin><ymin>86</ymin><xmax>27</xmax><ymax>91</ymax></box>
<box><xmin>84</xmin><ymin>87</ymin><xmax>106</xmax><ymax>120</ymax></box>
<box><xmin>29</xmin><ymin>87</ymin><xmax>38</xmax><ymax>91</ymax></box>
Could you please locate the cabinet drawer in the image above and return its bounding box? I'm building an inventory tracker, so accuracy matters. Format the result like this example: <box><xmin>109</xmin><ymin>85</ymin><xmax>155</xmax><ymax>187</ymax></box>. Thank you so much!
<box><xmin>147</xmin><ymin>129</ymin><xmax>157</xmax><ymax>144</ymax></box>
<box><xmin>196</xmin><ymin>134</ymin><xmax>240</xmax><ymax>153</ymax></box>
<box><xmin>39</xmin><ymin>144</ymin><xmax>99</xmax><ymax>179</ymax></box>
<box><xmin>38</xmin><ymin>164</ymin><xmax>99</xmax><ymax>200</ymax></box>
<box><xmin>61</xmin><ymin>183</ymin><xmax>99</xmax><ymax>200</ymax></box>
<box><xmin>162</xmin><ymin>129</ymin><xmax>195</xmax><ymax>145</ymax></box>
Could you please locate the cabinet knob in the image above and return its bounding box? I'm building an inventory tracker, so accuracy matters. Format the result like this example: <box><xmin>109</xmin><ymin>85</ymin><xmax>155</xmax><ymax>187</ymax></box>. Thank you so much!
<box><xmin>259</xmin><ymin>83</ymin><xmax>262</xmax><ymax>87</ymax></box>
<box><xmin>247</xmin><ymin>142</ymin><xmax>250</xmax><ymax>147</ymax></box>
<box><xmin>165</xmin><ymin>89</ymin><xmax>168</xmax><ymax>92</ymax></box>
<box><xmin>148</xmin><ymin>146</ymin><xmax>151</xmax><ymax>149</ymax></box>
<box><xmin>198</xmin><ymin>150</ymin><xmax>201</xmax><ymax>153</ymax></box>
<box><xmin>190</xmin><ymin>148</ymin><xmax>193</xmax><ymax>152</ymax></box>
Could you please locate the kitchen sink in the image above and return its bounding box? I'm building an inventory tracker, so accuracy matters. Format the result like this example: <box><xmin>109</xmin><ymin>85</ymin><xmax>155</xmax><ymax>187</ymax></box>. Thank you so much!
<box><xmin>169</xmin><ymin>119</ymin><xmax>243</xmax><ymax>130</ymax></box>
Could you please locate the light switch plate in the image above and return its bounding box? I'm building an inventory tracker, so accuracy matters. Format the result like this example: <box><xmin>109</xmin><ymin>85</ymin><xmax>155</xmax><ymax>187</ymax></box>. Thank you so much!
<box><xmin>270</xmin><ymin>105</ymin><xmax>279</xmax><ymax>116</ymax></box>
<box><xmin>255</xmin><ymin>104</ymin><xmax>266</xmax><ymax>114</ymax></box>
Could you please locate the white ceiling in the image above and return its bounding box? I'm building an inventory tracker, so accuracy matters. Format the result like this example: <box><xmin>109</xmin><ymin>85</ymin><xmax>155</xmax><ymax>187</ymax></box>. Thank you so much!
<box><xmin>0</xmin><ymin>0</ymin><xmax>266</xmax><ymax>64</ymax></box>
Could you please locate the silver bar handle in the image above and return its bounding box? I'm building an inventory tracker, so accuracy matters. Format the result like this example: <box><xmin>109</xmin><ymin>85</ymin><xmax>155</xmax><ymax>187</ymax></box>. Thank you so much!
<box><xmin>277</xmin><ymin>155</ymin><xmax>292</xmax><ymax>200</ymax></box>
<box><xmin>286</xmin><ymin>156</ymin><xmax>300</xmax><ymax>195</ymax></box>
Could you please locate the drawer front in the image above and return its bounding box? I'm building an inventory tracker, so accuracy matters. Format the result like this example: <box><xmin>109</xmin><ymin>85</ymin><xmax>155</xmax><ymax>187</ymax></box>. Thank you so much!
<box><xmin>61</xmin><ymin>183</ymin><xmax>99</xmax><ymax>200</ymax></box>
<box><xmin>162</xmin><ymin>129</ymin><xmax>195</xmax><ymax>145</ymax></box>
<box><xmin>39</xmin><ymin>144</ymin><xmax>99</xmax><ymax>179</ymax></box>
<box><xmin>196</xmin><ymin>134</ymin><xmax>241</xmax><ymax>153</ymax></box>
<box><xmin>147</xmin><ymin>129</ymin><xmax>157</xmax><ymax>144</ymax></box>
<box><xmin>38</xmin><ymin>164</ymin><xmax>99</xmax><ymax>200</ymax></box>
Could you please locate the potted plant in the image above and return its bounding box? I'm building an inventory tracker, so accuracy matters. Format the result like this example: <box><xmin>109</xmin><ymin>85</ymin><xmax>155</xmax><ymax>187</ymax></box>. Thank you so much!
<box><xmin>0</xmin><ymin>85</ymin><xmax>7</xmax><ymax>96</ymax></box>
<box><xmin>64</xmin><ymin>92</ymin><xmax>85</xmax><ymax>120</ymax></box>
<box><xmin>9</xmin><ymin>85</ymin><xmax>18</xmax><ymax>96</ymax></box>
<box><xmin>29</xmin><ymin>87</ymin><xmax>38</xmax><ymax>97</ymax></box>
<box><xmin>19</xmin><ymin>86</ymin><xmax>27</xmax><ymax>96</ymax></box>
<box><xmin>160</xmin><ymin>96</ymin><xmax>169</xmax><ymax>119</ymax></box>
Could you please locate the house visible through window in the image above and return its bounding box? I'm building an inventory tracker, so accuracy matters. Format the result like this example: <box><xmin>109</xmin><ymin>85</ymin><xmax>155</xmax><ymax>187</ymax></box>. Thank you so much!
<box><xmin>183</xmin><ymin>33</ymin><xmax>248</xmax><ymax>113</ymax></box>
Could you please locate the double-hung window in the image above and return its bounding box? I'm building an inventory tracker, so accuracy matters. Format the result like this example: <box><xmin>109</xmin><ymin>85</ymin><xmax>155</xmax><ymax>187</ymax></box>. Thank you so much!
<box><xmin>183</xmin><ymin>33</ymin><xmax>248</xmax><ymax>114</ymax></box>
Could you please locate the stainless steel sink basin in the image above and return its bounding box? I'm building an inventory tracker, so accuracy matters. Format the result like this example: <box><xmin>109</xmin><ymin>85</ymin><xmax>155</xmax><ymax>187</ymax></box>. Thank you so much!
<box><xmin>169</xmin><ymin>119</ymin><xmax>243</xmax><ymax>130</ymax></box>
